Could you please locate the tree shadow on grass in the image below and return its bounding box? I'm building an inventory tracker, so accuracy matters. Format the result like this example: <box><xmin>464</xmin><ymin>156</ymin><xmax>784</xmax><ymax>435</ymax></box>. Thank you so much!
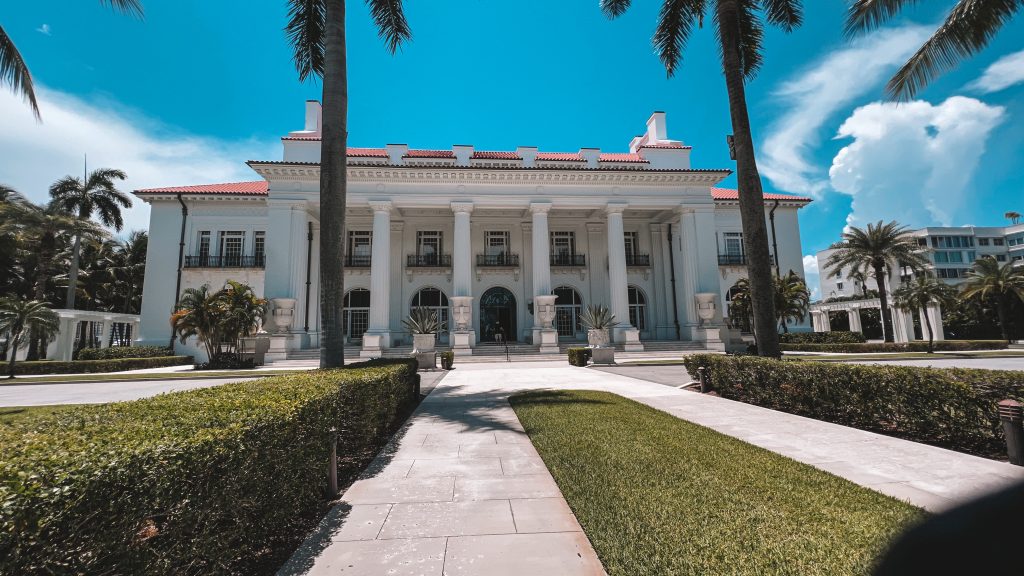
<box><xmin>508</xmin><ymin>389</ymin><xmax>616</xmax><ymax>408</ymax></box>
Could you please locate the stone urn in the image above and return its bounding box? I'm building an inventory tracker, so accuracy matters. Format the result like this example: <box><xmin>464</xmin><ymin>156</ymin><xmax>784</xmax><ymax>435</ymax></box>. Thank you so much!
<box><xmin>450</xmin><ymin>296</ymin><xmax>473</xmax><ymax>332</ymax></box>
<box><xmin>534</xmin><ymin>295</ymin><xmax>557</xmax><ymax>329</ymax></box>
<box><xmin>587</xmin><ymin>328</ymin><xmax>610</xmax><ymax>348</ymax></box>
<box><xmin>269</xmin><ymin>298</ymin><xmax>297</xmax><ymax>333</ymax></box>
<box><xmin>695</xmin><ymin>293</ymin><xmax>717</xmax><ymax>326</ymax></box>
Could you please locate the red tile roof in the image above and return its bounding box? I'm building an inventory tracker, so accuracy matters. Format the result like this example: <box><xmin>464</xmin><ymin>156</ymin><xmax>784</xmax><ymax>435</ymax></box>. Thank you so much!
<box><xmin>599</xmin><ymin>153</ymin><xmax>648</xmax><ymax>163</ymax></box>
<box><xmin>348</xmin><ymin>147</ymin><xmax>388</xmax><ymax>157</ymax></box>
<box><xmin>404</xmin><ymin>149</ymin><xmax>455</xmax><ymax>158</ymax></box>
<box><xmin>535</xmin><ymin>152</ymin><xmax>585</xmax><ymax>162</ymax></box>
<box><xmin>135</xmin><ymin>181</ymin><xmax>269</xmax><ymax>196</ymax></box>
<box><xmin>472</xmin><ymin>151</ymin><xmax>521</xmax><ymax>160</ymax></box>
<box><xmin>711</xmin><ymin>188</ymin><xmax>812</xmax><ymax>202</ymax></box>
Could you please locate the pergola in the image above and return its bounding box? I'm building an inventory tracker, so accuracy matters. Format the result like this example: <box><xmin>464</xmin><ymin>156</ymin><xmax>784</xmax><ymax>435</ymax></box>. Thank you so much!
<box><xmin>808</xmin><ymin>298</ymin><xmax>944</xmax><ymax>343</ymax></box>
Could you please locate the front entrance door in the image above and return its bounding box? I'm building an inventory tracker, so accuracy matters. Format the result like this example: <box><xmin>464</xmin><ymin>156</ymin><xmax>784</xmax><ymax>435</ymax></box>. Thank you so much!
<box><xmin>480</xmin><ymin>287</ymin><xmax>516</xmax><ymax>343</ymax></box>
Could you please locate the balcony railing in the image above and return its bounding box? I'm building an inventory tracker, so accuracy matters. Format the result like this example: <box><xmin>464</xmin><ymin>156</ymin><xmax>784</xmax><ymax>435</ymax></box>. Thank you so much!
<box><xmin>717</xmin><ymin>254</ymin><xmax>776</xmax><ymax>266</ymax></box>
<box><xmin>625</xmin><ymin>253</ymin><xmax>651</xmax><ymax>267</ymax></box>
<box><xmin>550</xmin><ymin>253</ymin><xmax>586</xmax><ymax>267</ymax></box>
<box><xmin>476</xmin><ymin>254</ymin><xmax>520</xmax><ymax>267</ymax></box>
<box><xmin>184</xmin><ymin>254</ymin><xmax>265</xmax><ymax>268</ymax></box>
<box><xmin>407</xmin><ymin>254</ymin><xmax>451</xmax><ymax>267</ymax></box>
<box><xmin>345</xmin><ymin>254</ymin><xmax>372</xmax><ymax>267</ymax></box>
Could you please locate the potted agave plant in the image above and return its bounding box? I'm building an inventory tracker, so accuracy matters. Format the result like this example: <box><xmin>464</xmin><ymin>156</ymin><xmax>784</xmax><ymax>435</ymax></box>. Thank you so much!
<box><xmin>581</xmin><ymin>304</ymin><xmax>616</xmax><ymax>365</ymax></box>
<box><xmin>403</xmin><ymin>307</ymin><xmax>441</xmax><ymax>369</ymax></box>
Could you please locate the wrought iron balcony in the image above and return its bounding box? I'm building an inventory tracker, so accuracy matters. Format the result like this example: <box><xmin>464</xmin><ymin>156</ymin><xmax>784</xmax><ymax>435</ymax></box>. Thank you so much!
<box><xmin>407</xmin><ymin>254</ymin><xmax>451</xmax><ymax>267</ymax></box>
<box><xmin>184</xmin><ymin>254</ymin><xmax>265</xmax><ymax>268</ymax></box>
<box><xmin>550</xmin><ymin>253</ymin><xmax>586</xmax><ymax>267</ymax></box>
<box><xmin>476</xmin><ymin>254</ymin><xmax>520</xmax><ymax>267</ymax></box>
<box><xmin>344</xmin><ymin>254</ymin><xmax>372</xmax><ymax>267</ymax></box>
<box><xmin>625</xmin><ymin>253</ymin><xmax>651</xmax><ymax>267</ymax></box>
<box><xmin>717</xmin><ymin>254</ymin><xmax>776</xmax><ymax>266</ymax></box>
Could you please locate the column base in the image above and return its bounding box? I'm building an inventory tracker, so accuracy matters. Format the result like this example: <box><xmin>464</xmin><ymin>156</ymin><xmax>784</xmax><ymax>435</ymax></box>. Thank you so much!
<box><xmin>695</xmin><ymin>327</ymin><xmax>726</xmax><ymax>352</ymax></box>
<box><xmin>360</xmin><ymin>332</ymin><xmax>390</xmax><ymax>358</ymax></box>
<box><xmin>534</xmin><ymin>328</ymin><xmax>560</xmax><ymax>353</ymax></box>
<box><xmin>612</xmin><ymin>325</ymin><xmax>644</xmax><ymax>352</ymax></box>
<box><xmin>265</xmin><ymin>334</ymin><xmax>291</xmax><ymax>361</ymax></box>
<box><xmin>451</xmin><ymin>331</ymin><xmax>475</xmax><ymax>356</ymax></box>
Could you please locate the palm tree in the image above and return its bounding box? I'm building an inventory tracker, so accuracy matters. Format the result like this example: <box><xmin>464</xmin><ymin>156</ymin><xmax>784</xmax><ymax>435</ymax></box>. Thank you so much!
<box><xmin>0</xmin><ymin>297</ymin><xmax>59</xmax><ymax>377</ymax></box>
<box><xmin>601</xmin><ymin>0</ymin><xmax>802</xmax><ymax>358</ymax></box>
<box><xmin>1006</xmin><ymin>211</ymin><xmax>1021</xmax><ymax>225</ymax></box>
<box><xmin>961</xmin><ymin>256</ymin><xmax>1024</xmax><ymax>341</ymax></box>
<box><xmin>170</xmin><ymin>284</ymin><xmax>223</xmax><ymax>361</ymax></box>
<box><xmin>774</xmin><ymin>270</ymin><xmax>810</xmax><ymax>333</ymax></box>
<box><xmin>892</xmin><ymin>274</ymin><xmax>958</xmax><ymax>353</ymax></box>
<box><xmin>1</xmin><ymin>1</ymin><xmax>143</xmax><ymax>119</ymax></box>
<box><xmin>217</xmin><ymin>280</ymin><xmax>268</xmax><ymax>352</ymax></box>
<box><xmin>107</xmin><ymin>230</ymin><xmax>148</xmax><ymax>314</ymax></box>
<box><xmin>846</xmin><ymin>0</ymin><xmax>1024</xmax><ymax>100</ymax></box>
<box><xmin>49</xmin><ymin>168</ymin><xmax>131</xmax><ymax>310</ymax></box>
<box><xmin>285</xmin><ymin>0</ymin><xmax>411</xmax><ymax>368</ymax></box>
<box><xmin>825</xmin><ymin>221</ymin><xmax>928</xmax><ymax>342</ymax></box>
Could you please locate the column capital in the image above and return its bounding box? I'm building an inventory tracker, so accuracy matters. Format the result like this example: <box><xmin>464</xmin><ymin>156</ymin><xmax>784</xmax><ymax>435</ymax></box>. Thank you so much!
<box><xmin>605</xmin><ymin>202</ymin><xmax>628</xmax><ymax>216</ymax></box>
<box><xmin>368</xmin><ymin>199</ymin><xmax>393</xmax><ymax>213</ymax></box>
<box><xmin>529</xmin><ymin>202</ymin><xmax>552</xmax><ymax>215</ymax></box>
<box><xmin>451</xmin><ymin>201</ymin><xmax>474</xmax><ymax>214</ymax></box>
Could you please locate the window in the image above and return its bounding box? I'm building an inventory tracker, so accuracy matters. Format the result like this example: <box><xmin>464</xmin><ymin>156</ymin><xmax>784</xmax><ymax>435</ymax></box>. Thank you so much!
<box><xmin>623</xmin><ymin>232</ymin><xmax>639</xmax><ymax>257</ymax></box>
<box><xmin>917</xmin><ymin>238</ymin><xmax>927</xmax><ymax>246</ymax></box>
<box><xmin>342</xmin><ymin>289</ymin><xmax>370</xmax><ymax>342</ymax></box>
<box><xmin>416</xmin><ymin>231</ymin><xmax>443</xmax><ymax>264</ymax></box>
<box><xmin>411</xmin><ymin>287</ymin><xmax>449</xmax><ymax>334</ymax></box>
<box><xmin>836</xmin><ymin>282</ymin><xmax>844</xmax><ymax>291</ymax></box>
<box><xmin>553</xmin><ymin>286</ymin><xmax>583</xmax><ymax>338</ymax></box>
<box><xmin>934</xmin><ymin>252</ymin><xmax>949</xmax><ymax>263</ymax></box>
<box><xmin>219</xmin><ymin>231</ymin><xmax>245</xmax><ymax>266</ymax></box>
<box><xmin>997</xmin><ymin>254</ymin><xmax>1007</xmax><ymax>262</ymax></box>
<box><xmin>1008</xmin><ymin>234</ymin><xmax>1024</xmax><ymax>246</ymax></box>
<box><xmin>254</xmin><ymin>232</ymin><xmax>266</xmax><ymax>266</ymax></box>
<box><xmin>347</xmin><ymin>231</ymin><xmax>372</xmax><ymax>266</ymax></box>
<box><xmin>967</xmin><ymin>251</ymin><xmax>976</xmax><ymax>262</ymax></box>
<box><xmin>937</xmin><ymin>268</ymin><xmax>967</xmax><ymax>279</ymax></box>
<box><xmin>994</xmin><ymin>238</ymin><xmax>1005</xmax><ymax>246</ymax></box>
<box><xmin>978</xmin><ymin>238</ymin><xmax>990</xmax><ymax>246</ymax></box>
<box><xmin>550</xmin><ymin>231</ymin><xmax>576</xmax><ymax>256</ymax></box>
<box><xmin>932</xmin><ymin>236</ymin><xmax>975</xmax><ymax>248</ymax></box>
<box><xmin>485</xmin><ymin>231</ymin><xmax>509</xmax><ymax>256</ymax></box>
<box><xmin>723</xmin><ymin>232</ymin><xmax>743</xmax><ymax>257</ymax></box>
<box><xmin>948</xmin><ymin>251</ymin><xmax>964</xmax><ymax>263</ymax></box>
<box><xmin>628</xmin><ymin>286</ymin><xmax>646</xmax><ymax>331</ymax></box>
<box><xmin>197</xmin><ymin>231</ymin><xmax>211</xmax><ymax>265</ymax></box>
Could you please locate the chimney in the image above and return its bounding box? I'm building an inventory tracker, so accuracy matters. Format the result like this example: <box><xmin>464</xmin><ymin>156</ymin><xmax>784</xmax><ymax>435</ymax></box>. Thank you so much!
<box><xmin>646</xmin><ymin>111</ymin><xmax>667</xmax><ymax>143</ymax></box>
<box><xmin>304</xmin><ymin>100</ymin><xmax>322</xmax><ymax>133</ymax></box>
<box><xmin>579</xmin><ymin>148</ymin><xmax>600</xmax><ymax>169</ymax></box>
<box><xmin>453</xmin><ymin>144</ymin><xmax>474</xmax><ymax>166</ymax></box>
<box><xmin>517</xmin><ymin>146</ymin><xmax>538</xmax><ymax>167</ymax></box>
<box><xmin>385</xmin><ymin>143</ymin><xmax>408</xmax><ymax>165</ymax></box>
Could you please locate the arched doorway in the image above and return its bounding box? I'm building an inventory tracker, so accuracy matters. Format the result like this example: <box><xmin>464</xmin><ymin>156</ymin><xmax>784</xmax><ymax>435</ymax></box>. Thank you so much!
<box><xmin>343</xmin><ymin>288</ymin><xmax>370</xmax><ymax>343</ymax></box>
<box><xmin>628</xmin><ymin>286</ymin><xmax>647</xmax><ymax>332</ymax></box>
<box><xmin>411</xmin><ymin>287</ymin><xmax>450</xmax><ymax>344</ymax></box>
<box><xmin>480</xmin><ymin>287</ymin><xmax>516</xmax><ymax>343</ymax></box>
<box><xmin>553</xmin><ymin>286</ymin><xmax>584</xmax><ymax>341</ymax></box>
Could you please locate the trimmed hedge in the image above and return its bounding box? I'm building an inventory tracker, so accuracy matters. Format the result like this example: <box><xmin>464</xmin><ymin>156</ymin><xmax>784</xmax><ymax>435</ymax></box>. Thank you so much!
<box><xmin>78</xmin><ymin>346</ymin><xmax>174</xmax><ymax>360</ymax></box>
<box><xmin>781</xmin><ymin>340</ymin><xmax>1008</xmax><ymax>353</ymax></box>
<box><xmin>779</xmin><ymin>331</ymin><xmax>866</xmax><ymax>344</ymax></box>
<box><xmin>0</xmin><ymin>360</ymin><xmax>419</xmax><ymax>574</ymax></box>
<box><xmin>9</xmin><ymin>355</ymin><xmax>193</xmax><ymax>375</ymax></box>
<box><xmin>682</xmin><ymin>354</ymin><xmax>1024</xmax><ymax>459</ymax></box>
<box><xmin>567</xmin><ymin>347</ymin><xmax>592</xmax><ymax>367</ymax></box>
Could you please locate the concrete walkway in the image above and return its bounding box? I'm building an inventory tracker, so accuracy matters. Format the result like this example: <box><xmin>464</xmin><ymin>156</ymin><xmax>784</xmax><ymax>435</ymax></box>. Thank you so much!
<box><xmin>282</xmin><ymin>360</ymin><xmax>1024</xmax><ymax>575</ymax></box>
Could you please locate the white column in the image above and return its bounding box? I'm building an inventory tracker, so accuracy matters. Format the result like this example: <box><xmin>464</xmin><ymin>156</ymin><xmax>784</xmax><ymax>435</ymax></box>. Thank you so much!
<box><xmin>530</xmin><ymin>202</ymin><xmax>552</xmax><ymax>316</ymax></box>
<box><xmin>820</xmin><ymin>310</ymin><xmax>832</xmax><ymax>332</ymax></box>
<box><xmin>677</xmin><ymin>208</ymin><xmax>700</xmax><ymax>335</ymax></box>
<box><xmin>606</xmin><ymin>204</ymin><xmax>632</xmax><ymax>341</ymax></box>
<box><xmin>848</xmin><ymin>307</ymin><xmax>863</xmax><ymax>333</ymax></box>
<box><xmin>364</xmin><ymin>200</ymin><xmax>392</xmax><ymax>352</ymax></box>
<box><xmin>927</xmin><ymin>302</ymin><xmax>945</xmax><ymax>341</ymax></box>
<box><xmin>98</xmin><ymin>318</ymin><xmax>111</xmax><ymax>348</ymax></box>
<box><xmin>451</xmin><ymin>202</ymin><xmax>474</xmax><ymax>297</ymax></box>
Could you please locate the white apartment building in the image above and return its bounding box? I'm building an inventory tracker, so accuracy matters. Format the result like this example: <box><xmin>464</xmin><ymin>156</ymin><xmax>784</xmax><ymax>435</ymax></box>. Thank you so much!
<box><xmin>136</xmin><ymin>102</ymin><xmax>812</xmax><ymax>361</ymax></box>
<box><xmin>817</xmin><ymin>225</ymin><xmax>1024</xmax><ymax>300</ymax></box>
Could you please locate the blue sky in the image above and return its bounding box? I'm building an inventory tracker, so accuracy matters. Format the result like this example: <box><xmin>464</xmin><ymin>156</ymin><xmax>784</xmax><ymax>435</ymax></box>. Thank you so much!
<box><xmin>2</xmin><ymin>1</ymin><xmax>1023</xmax><ymax>294</ymax></box>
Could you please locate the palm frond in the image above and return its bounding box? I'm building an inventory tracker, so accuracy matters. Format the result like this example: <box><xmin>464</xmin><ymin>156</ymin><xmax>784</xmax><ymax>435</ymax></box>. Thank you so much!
<box><xmin>653</xmin><ymin>0</ymin><xmax>703</xmax><ymax>77</ymax></box>
<box><xmin>763</xmin><ymin>0</ymin><xmax>803</xmax><ymax>32</ymax></box>
<box><xmin>0</xmin><ymin>25</ymin><xmax>39</xmax><ymax>120</ymax></box>
<box><xmin>886</xmin><ymin>0</ymin><xmax>1022</xmax><ymax>100</ymax></box>
<box><xmin>366</xmin><ymin>0</ymin><xmax>412</xmax><ymax>54</ymax></box>
<box><xmin>600</xmin><ymin>0</ymin><xmax>633</xmax><ymax>18</ymax></box>
<box><xmin>845</xmin><ymin>0</ymin><xmax>921</xmax><ymax>36</ymax></box>
<box><xmin>286</xmin><ymin>0</ymin><xmax>326</xmax><ymax>81</ymax></box>
<box><xmin>99</xmin><ymin>0</ymin><xmax>145</xmax><ymax>18</ymax></box>
<box><xmin>735</xmin><ymin>0</ymin><xmax>764</xmax><ymax>80</ymax></box>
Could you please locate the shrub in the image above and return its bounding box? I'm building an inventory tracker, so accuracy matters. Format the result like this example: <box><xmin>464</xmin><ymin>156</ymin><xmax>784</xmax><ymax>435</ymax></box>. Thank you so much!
<box><xmin>439</xmin><ymin>350</ymin><xmax>455</xmax><ymax>370</ymax></box>
<box><xmin>9</xmin><ymin>356</ymin><xmax>193</xmax><ymax>375</ymax></box>
<box><xmin>195</xmin><ymin>351</ymin><xmax>256</xmax><ymax>370</ymax></box>
<box><xmin>682</xmin><ymin>354</ymin><xmax>1024</xmax><ymax>459</ymax></box>
<box><xmin>0</xmin><ymin>362</ymin><xmax>418</xmax><ymax>575</ymax></box>
<box><xmin>567</xmin><ymin>347</ymin><xmax>591</xmax><ymax>367</ymax></box>
<box><xmin>77</xmin><ymin>345</ymin><xmax>174</xmax><ymax>360</ymax></box>
<box><xmin>779</xmin><ymin>331</ymin><xmax>866</xmax><ymax>344</ymax></box>
<box><xmin>780</xmin><ymin>340</ymin><xmax>1008</xmax><ymax>353</ymax></box>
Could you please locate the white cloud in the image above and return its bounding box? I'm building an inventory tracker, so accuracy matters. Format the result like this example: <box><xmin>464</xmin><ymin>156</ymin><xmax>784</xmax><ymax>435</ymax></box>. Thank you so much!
<box><xmin>968</xmin><ymin>49</ymin><xmax>1024</xmax><ymax>93</ymax></box>
<box><xmin>36</xmin><ymin>24</ymin><xmax>51</xmax><ymax>35</ymax></box>
<box><xmin>760</xmin><ymin>25</ymin><xmax>932</xmax><ymax>198</ymax></box>
<box><xmin>802</xmin><ymin>254</ymin><xmax>820</xmax><ymax>300</ymax></box>
<box><xmin>0</xmin><ymin>88</ymin><xmax>274</xmax><ymax>232</ymax></box>
<box><xmin>829</xmin><ymin>96</ymin><xmax>1005</xmax><ymax>228</ymax></box>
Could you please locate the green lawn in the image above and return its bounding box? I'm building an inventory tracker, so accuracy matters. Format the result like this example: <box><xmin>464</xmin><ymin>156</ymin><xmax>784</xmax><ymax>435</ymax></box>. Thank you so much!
<box><xmin>509</xmin><ymin>390</ymin><xmax>923</xmax><ymax>576</ymax></box>
<box><xmin>2</xmin><ymin>370</ymin><xmax>301</xmax><ymax>386</ymax></box>
<box><xmin>0</xmin><ymin>405</ymin><xmax>73</xmax><ymax>424</ymax></box>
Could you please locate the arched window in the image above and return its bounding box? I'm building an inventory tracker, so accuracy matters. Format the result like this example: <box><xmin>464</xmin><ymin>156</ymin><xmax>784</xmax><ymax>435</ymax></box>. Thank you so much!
<box><xmin>628</xmin><ymin>286</ymin><xmax>647</xmax><ymax>331</ymax></box>
<box><xmin>342</xmin><ymin>288</ymin><xmax>370</xmax><ymax>342</ymax></box>
<box><xmin>553</xmin><ymin>286</ymin><xmax>584</xmax><ymax>339</ymax></box>
<box><xmin>411</xmin><ymin>287</ymin><xmax>449</xmax><ymax>334</ymax></box>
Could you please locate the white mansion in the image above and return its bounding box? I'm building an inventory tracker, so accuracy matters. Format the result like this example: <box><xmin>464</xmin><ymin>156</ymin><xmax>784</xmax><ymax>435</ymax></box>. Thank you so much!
<box><xmin>136</xmin><ymin>102</ymin><xmax>811</xmax><ymax>360</ymax></box>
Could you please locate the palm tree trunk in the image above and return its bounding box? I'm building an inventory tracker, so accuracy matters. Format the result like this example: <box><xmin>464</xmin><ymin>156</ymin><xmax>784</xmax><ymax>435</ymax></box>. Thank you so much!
<box><xmin>997</xmin><ymin>296</ymin><xmax>1010</xmax><ymax>341</ymax></box>
<box><xmin>66</xmin><ymin>231</ymin><xmax>83</xmax><ymax>310</ymax></box>
<box><xmin>922</xmin><ymin>306</ymin><xmax>933</xmax><ymax>353</ymax></box>
<box><xmin>716</xmin><ymin>1</ymin><xmax>779</xmax><ymax>358</ymax></box>
<box><xmin>7</xmin><ymin>332</ymin><xmax>19</xmax><ymax>378</ymax></box>
<box><xmin>874</xmin><ymin>264</ymin><xmax>894</xmax><ymax>342</ymax></box>
<box><xmin>319</xmin><ymin>0</ymin><xmax>348</xmax><ymax>369</ymax></box>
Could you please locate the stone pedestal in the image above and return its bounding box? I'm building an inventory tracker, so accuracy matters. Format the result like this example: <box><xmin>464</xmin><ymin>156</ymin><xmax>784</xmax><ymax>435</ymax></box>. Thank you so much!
<box><xmin>360</xmin><ymin>333</ymin><xmax>385</xmax><ymax>358</ymax></box>
<box><xmin>266</xmin><ymin>334</ymin><xmax>290</xmax><ymax>362</ymax></box>
<box><xmin>538</xmin><ymin>329</ymin><xmax>559</xmax><ymax>354</ymax></box>
<box><xmin>614</xmin><ymin>326</ymin><xmax>644</xmax><ymax>352</ymax></box>
<box><xmin>451</xmin><ymin>331</ymin><xmax>474</xmax><ymax>356</ymax></box>
<box><xmin>592</xmin><ymin>347</ymin><xmax>616</xmax><ymax>365</ymax></box>
<box><xmin>696</xmin><ymin>327</ymin><xmax>726</xmax><ymax>352</ymax></box>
